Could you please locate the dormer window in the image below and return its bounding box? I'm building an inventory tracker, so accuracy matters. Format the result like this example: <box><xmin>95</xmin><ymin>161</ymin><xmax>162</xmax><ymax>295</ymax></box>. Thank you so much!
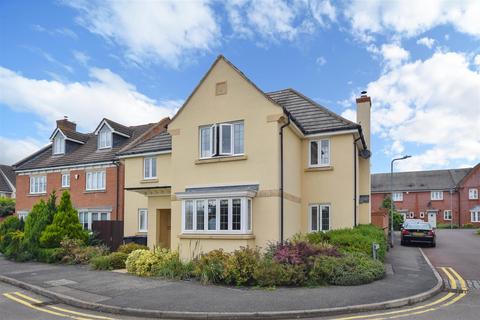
<box><xmin>53</xmin><ymin>133</ymin><xmax>65</xmax><ymax>155</ymax></box>
<box><xmin>98</xmin><ymin>125</ymin><xmax>112</xmax><ymax>149</ymax></box>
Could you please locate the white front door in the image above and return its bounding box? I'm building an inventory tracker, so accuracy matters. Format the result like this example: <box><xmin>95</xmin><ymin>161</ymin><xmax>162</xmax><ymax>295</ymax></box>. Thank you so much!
<box><xmin>427</xmin><ymin>211</ymin><xmax>437</xmax><ymax>228</ymax></box>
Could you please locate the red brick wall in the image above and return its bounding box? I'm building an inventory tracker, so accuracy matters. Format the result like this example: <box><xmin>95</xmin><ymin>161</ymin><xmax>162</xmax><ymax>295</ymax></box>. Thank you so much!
<box><xmin>458</xmin><ymin>165</ymin><xmax>480</xmax><ymax>226</ymax></box>
<box><xmin>372</xmin><ymin>190</ymin><xmax>460</xmax><ymax>225</ymax></box>
<box><xmin>15</xmin><ymin>164</ymin><xmax>124</xmax><ymax>221</ymax></box>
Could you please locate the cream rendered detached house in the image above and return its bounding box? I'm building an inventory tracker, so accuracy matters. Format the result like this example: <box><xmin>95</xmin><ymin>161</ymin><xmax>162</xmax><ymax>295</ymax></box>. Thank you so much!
<box><xmin>119</xmin><ymin>56</ymin><xmax>372</xmax><ymax>259</ymax></box>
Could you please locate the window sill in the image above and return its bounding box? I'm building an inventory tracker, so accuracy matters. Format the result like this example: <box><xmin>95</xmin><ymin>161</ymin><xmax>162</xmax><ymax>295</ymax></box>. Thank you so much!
<box><xmin>178</xmin><ymin>233</ymin><xmax>255</xmax><ymax>240</ymax></box>
<box><xmin>140</xmin><ymin>178</ymin><xmax>159</xmax><ymax>184</ymax></box>
<box><xmin>195</xmin><ymin>155</ymin><xmax>247</xmax><ymax>165</ymax></box>
<box><xmin>304</xmin><ymin>166</ymin><xmax>333</xmax><ymax>172</ymax></box>
<box><xmin>84</xmin><ymin>190</ymin><xmax>106</xmax><ymax>194</ymax></box>
<box><xmin>28</xmin><ymin>193</ymin><xmax>47</xmax><ymax>197</ymax></box>
<box><xmin>136</xmin><ymin>231</ymin><xmax>148</xmax><ymax>235</ymax></box>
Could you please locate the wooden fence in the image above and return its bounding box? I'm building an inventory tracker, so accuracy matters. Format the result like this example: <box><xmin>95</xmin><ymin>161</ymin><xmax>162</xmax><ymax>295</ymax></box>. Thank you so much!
<box><xmin>92</xmin><ymin>220</ymin><xmax>124</xmax><ymax>251</ymax></box>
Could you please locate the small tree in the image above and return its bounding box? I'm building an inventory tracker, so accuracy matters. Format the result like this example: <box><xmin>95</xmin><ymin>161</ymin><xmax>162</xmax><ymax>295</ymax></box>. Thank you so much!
<box><xmin>0</xmin><ymin>216</ymin><xmax>24</xmax><ymax>255</ymax></box>
<box><xmin>381</xmin><ymin>196</ymin><xmax>404</xmax><ymax>231</ymax></box>
<box><xmin>40</xmin><ymin>191</ymin><xmax>88</xmax><ymax>248</ymax></box>
<box><xmin>23</xmin><ymin>192</ymin><xmax>57</xmax><ymax>255</ymax></box>
<box><xmin>0</xmin><ymin>197</ymin><xmax>15</xmax><ymax>217</ymax></box>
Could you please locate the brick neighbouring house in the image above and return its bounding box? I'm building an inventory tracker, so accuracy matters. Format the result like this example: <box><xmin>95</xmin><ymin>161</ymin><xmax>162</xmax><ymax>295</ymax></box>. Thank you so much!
<box><xmin>14</xmin><ymin>117</ymin><xmax>155</xmax><ymax>230</ymax></box>
<box><xmin>371</xmin><ymin>163</ymin><xmax>480</xmax><ymax>228</ymax></box>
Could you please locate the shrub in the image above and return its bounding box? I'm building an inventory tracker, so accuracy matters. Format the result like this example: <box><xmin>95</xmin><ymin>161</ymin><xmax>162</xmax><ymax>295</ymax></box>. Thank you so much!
<box><xmin>224</xmin><ymin>247</ymin><xmax>260</xmax><ymax>286</ymax></box>
<box><xmin>437</xmin><ymin>223</ymin><xmax>458</xmax><ymax>229</ymax></box>
<box><xmin>461</xmin><ymin>223</ymin><xmax>477</xmax><ymax>229</ymax></box>
<box><xmin>0</xmin><ymin>216</ymin><xmax>24</xmax><ymax>255</ymax></box>
<box><xmin>57</xmin><ymin>238</ymin><xmax>109</xmax><ymax>264</ymax></box>
<box><xmin>118</xmin><ymin>242</ymin><xmax>149</xmax><ymax>254</ymax></box>
<box><xmin>193</xmin><ymin>249</ymin><xmax>229</xmax><ymax>284</ymax></box>
<box><xmin>272</xmin><ymin>241</ymin><xmax>341</xmax><ymax>265</ymax></box>
<box><xmin>125</xmin><ymin>249</ymin><xmax>156</xmax><ymax>276</ymax></box>
<box><xmin>3</xmin><ymin>230</ymin><xmax>29</xmax><ymax>261</ymax></box>
<box><xmin>476</xmin><ymin>229</ymin><xmax>480</xmax><ymax>235</ymax></box>
<box><xmin>0</xmin><ymin>197</ymin><xmax>15</xmax><ymax>217</ymax></box>
<box><xmin>40</xmin><ymin>191</ymin><xmax>88</xmax><ymax>248</ymax></box>
<box><xmin>311</xmin><ymin>253</ymin><xmax>385</xmax><ymax>286</ymax></box>
<box><xmin>37</xmin><ymin>248</ymin><xmax>63</xmax><ymax>263</ymax></box>
<box><xmin>23</xmin><ymin>193</ymin><xmax>56</xmax><ymax>257</ymax></box>
<box><xmin>151</xmin><ymin>248</ymin><xmax>192</xmax><ymax>280</ymax></box>
<box><xmin>90</xmin><ymin>252</ymin><xmax>128</xmax><ymax>270</ymax></box>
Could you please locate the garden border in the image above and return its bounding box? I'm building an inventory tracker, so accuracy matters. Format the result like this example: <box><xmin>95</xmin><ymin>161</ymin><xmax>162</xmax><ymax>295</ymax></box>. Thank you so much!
<box><xmin>0</xmin><ymin>248</ymin><xmax>443</xmax><ymax>319</ymax></box>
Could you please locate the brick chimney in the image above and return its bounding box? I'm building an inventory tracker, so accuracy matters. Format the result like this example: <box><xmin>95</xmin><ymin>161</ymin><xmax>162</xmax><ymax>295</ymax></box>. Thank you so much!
<box><xmin>56</xmin><ymin>116</ymin><xmax>76</xmax><ymax>132</ymax></box>
<box><xmin>356</xmin><ymin>93</ymin><xmax>371</xmax><ymax>149</ymax></box>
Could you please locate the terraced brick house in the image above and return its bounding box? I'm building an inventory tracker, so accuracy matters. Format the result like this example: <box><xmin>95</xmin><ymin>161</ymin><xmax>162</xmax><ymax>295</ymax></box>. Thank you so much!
<box><xmin>119</xmin><ymin>55</ymin><xmax>372</xmax><ymax>259</ymax></box>
<box><xmin>371</xmin><ymin>163</ymin><xmax>480</xmax><ymax>228</ymax></box>
<box><xmin>0</xmin><ymin>165</ymin><xmax>16</xmax><ymax>198</ymax></box>
<box><xmin>14</xmin><ymin>117</ymin><xmax>155</xmax><ymax>227</ymax></box>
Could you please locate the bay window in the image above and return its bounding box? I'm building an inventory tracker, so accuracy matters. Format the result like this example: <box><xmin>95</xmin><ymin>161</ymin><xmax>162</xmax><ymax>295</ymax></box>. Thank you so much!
<box><xmin>144</xmin><ymin>157</ymin><xmax>157</xmax><ymax>179</ymax></box>
<box><xmin>182</xmin><ymin>197</ymin><xmax>252</xmax><ymax>233</ymax></box>
<box><xmin>30</xmin><ymin>175</ymin><xmax>46</xmax><ymax>194</ymax></box>
<box><xmin>86</xmin><ymin>171</ymin><xmax>106</xmax><ymax>191</ymax></box>
<box><xmin>309</xmin><ymin>139</ymin><xmax>330</xmax><ymax>167</ymax></box>
<box><xmin>309</xmin><ymin>204</ymin><xmax>330</xmax><ymax>232</ymax></box>
<box><xmin>78</xmin><ymin>211</ymin><xmax>110</xmax><ymax>230</ymax></box>
<box><xmin>199</xmin><ymin>121</ymin><xmax>244</xmax><ymax>158</ymax></box>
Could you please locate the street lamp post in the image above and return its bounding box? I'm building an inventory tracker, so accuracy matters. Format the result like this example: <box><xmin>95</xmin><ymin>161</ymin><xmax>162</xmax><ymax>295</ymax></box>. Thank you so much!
<box><xmin>390</xmin><ymin>155</ymin><xmax>412</xmax><ymax>248</ymax></box>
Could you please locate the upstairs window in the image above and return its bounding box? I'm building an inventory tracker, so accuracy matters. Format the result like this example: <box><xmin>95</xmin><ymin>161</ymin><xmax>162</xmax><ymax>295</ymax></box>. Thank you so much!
<box><xmin>199</xmin><ymin>121</ymin><xmax>244</xmax><ymax>158</ymax></box>
<box><xmin>469</xmin><ymin>188</ymin><xmax>478</xmax><ymax>200</ymax></box>
<box><xmin>431</xmin><ymin>191</ymin><xmax>443</xmax><ymax>201</ymax></box>
<box><xmin>309</xmin><ymin>204</ymin><xmax>330</xmax><ymax>231</ymax></box>
<box><xmin>61</xmin><ymin>173</ymin><xmax>70</xmax><ymax>188</ymax></box>
<box><xmin>144</xmin><ymin>157</ymin><xmax>157</xmax><ymax>179</ymax></box>
<box><xmin>309</xmin><ymin>139</ymin><xmax>330</xmax><ymax>167</ymax></box>
<box><xmin>392</xmin><ymin>192</ymin><xmax>403</xmax><ymax>202</ymax></box>
<box><xmin>98</xmin><ymin>126</ymin><xmax>112</xmax><ymax>149</ymax></box>
<box><xmin>53</xmin><ymin>133</ymin><xmax>65</xmax><ymax>155</ymax></box>
<box><xmin>86</xmin><ymin>171</ymin><xmax>106</xmax><ymax>191</ymax></box>
<box><xmin>30</xmin><ymin>175</ymin><xmax>46</xmax><ymax>194</ymax></box>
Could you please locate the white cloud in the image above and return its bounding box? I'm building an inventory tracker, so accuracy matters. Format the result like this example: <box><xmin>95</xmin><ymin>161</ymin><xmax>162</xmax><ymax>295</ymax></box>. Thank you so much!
<box><xmin>316</xmin><ymin>56</ymin><xmax>327</xmax><ymax>66</ymax></box>
<box><xmin>73</xmin><ymin>50</ymin><xmax>90</xmax><ymax>66</ymax></box>
<box><xmin>0</xmin><ymin>136</ymin><xmax>46</xmax><ymax>165</ymax></box>
<box><xmin>344</xmin><ymin>0</ymin><xmax>480</xmax><ymax>41</ymax></box>
<box><xmin>225</xmin><ymin>0</ymin><xmax>336</xmax><ymax>42</ymax></box>
<box><xmin>65</xmin><ymin>0</ymin><xmax>220</xmax><ymax>67</ymax></box>
<box><xmin>474</xmin><ymin>54</ymin><xmax>480</xmax><ymax>68</ymax></box>
<box><xmin>416</xmin><ymin>37</ymin><xmax>436</xmax><ymax>48</ymax></box>
<box><xmin>0</xmin><ymin>66</ymin><xmax>181</xmax><ymax>132</ymax></box>
<box><xmin>348</xmin><ymin>52</ymin><xmax>480</xmax><ymax>171</ymax></box>
<box><xmin>380</xmin><ymin>43</ymin><xmax>410</xmax><ymax>69</ymax></box>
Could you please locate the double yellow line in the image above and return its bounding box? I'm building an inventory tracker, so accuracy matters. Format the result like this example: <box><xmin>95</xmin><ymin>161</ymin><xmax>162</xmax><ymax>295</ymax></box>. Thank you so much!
<box><xmin>332</xmin><ymin>267</ymin><xmax>468</xmax><ymax>320</ymax></box>
<box><xmin>2</xmin><ymin>291</ymin><xmax>115</xmax><ymax>320</ymax></box>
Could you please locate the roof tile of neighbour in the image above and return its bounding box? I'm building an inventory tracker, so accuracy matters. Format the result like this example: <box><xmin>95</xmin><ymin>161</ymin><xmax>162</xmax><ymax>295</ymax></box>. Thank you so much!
<box><xmin>371</xmin><ymin>168</ymin><xmax>472</xmax><ymax>193</ymax></box>
<box><xmin>266</xmin><ymin>89</ymin><xmax>360</xmax><ymax>134</ymax></box>
<box><xmin>15</xmin><ymin>123</ymin><xmax>155</xmax><ymax>171</ymax></box>
<box><xmin>118</xmin><ymin>131</ymin><xmax>172</xmax><ymax>156</ymax></box>
<box><xmin>0</xmin><ymin>165</ymin><xmax>15</xmax><ymax>193</ymax></box>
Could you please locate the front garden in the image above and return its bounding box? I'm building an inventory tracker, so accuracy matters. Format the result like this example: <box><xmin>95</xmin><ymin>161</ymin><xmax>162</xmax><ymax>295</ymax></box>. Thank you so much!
<box><xmin>0</xmin><ymin>190</ymin><xmax>387</xmax><ymax>288</ymax></box>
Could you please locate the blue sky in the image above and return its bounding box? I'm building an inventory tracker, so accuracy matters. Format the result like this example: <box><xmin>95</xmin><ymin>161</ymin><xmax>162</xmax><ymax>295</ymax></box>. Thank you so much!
<box><xmin>0</xmin><ymin>0</ymin><xmax>479</xmax><ymax>173</ymax></box>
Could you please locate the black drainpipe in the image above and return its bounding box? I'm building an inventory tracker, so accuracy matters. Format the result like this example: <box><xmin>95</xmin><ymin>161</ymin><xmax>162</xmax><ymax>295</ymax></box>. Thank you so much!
<box><xmin>353</xmin><ymin>137</ymin><xmax>361</xmax><ymax>227</ymax></box>
<box><xmin>279</xmin><ymin>112</ymin><xmax>291</xmax><ymax>243</ymax></box>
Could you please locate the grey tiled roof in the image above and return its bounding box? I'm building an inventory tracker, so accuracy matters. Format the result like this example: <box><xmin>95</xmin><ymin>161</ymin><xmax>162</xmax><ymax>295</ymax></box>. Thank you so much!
<box><xmin>118</xmin><ymin>131</ymin><xmax>172</xmax><ymax>156</ymax></box>
<box><xmin>15</xmin><ymin>123</ymin><xmax>155</xmax><ymax>171</ymax></box>
<box><xmin>0</xmin><ymin>165</ymin><xmax>15</xmax><ymax>193</ymax></box>
<box><xmin>183</xmin><ymin>184</ymin><xmax>259</xmax><ymax>194</ymax></box>
<box><xmin>62</xmin><ymin>129</ymin><xmax>89</xmax><ymax>143</ymax></box>
<box><xmin>104</xmin><ymin>119</ymin><xmax>133</xmax><ymax>137</ymax></box>
<box><xmin>266</xmin><ymin>89</ymin><xmax>360</xmax><ymax>134</ymax></box>
<box><xmin>372</xmin><ymin>168</ymin><xmax>472</xmax><ymax>193</ymax></box>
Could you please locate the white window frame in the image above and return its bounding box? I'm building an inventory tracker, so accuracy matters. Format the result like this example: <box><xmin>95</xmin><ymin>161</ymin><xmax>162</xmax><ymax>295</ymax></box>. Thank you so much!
<box><xmin>182</xmin><ymin>197</ymin><xmax>252</xmax><ymax>234</ymax></box>
<box><xmin>17</xmin><ymin>211</ymin><xmax>29</xmax><ymax>220</ymax></box>
<box><xmin>143</xmin><ymin>157</ymin><xmax>157</xmax><ymax>179</ymax></box>
<box><xmin>53</xmin><ymin>133</ymin><xmax>65</xmax><ymax>155</ymax></box>
<box><xmin>471</xmin><ymin>210</ymin><xmax>480</xmax><ymax>223</ymax></box>
<box><xmin>199</xmin><ymin>121</ymin><xmax>244</xmax><ymax>159</ymax></box>
<box><xmin>392</xmin><ymin>192</ymin><xmax>403</xmax><ymax>202</ymax></box>
<box><xmin>138</xmin><ymin>209</ymin><xmax>148</xmax><ymax>232</ymax></box>
<box><xmin>408</xmin><ymin>212</ymin><xmax>415</xmax><ymax>218</ymax></box>
<box><xmin>309</xmin><ymin>139</ymin><xmax>330</xmax><ymax>167</ymax></box>
<box><xmin>469</xmin><ymin>188</ymin><xmax>478</xmax><ymax>200</ymax></box>
<box><xmin>85</xmin><ymin>171</ymin><xmax>106</xmax><ymax>191</ymax></box>
<box><xmin>61</xmin><ymin>173</ymin><xmax>70</xmax><ymax>188</ymax></box>
<box><xmin>309</xmin><ymin>204</ymin><xmax>331</xmax><ymax>232</ymax></box>
<box><xmin>444</xmin><ymin>210</ymin><xmax>452</xmax><ymax>221</ymax></box>
<box><xmin>98</xmin><ymin>126</ymin><xmax>112</xmax><ymax>149</ymax></box>
<box><xmin>29</xmin><ymin>175</ymin><xmax>47</xmax><ymax>194</ymax></box>
<box><xmin>431</xmin><ymin>191</ymin><xmax>443</xmax><ymax>201</ymax></box>
<box><xmin>78</xmin><ymin>211</ymin><xmax>111</xmax><ymax>230</ymax></box>
<box><xmin>420</xmin><ymin>212</ymin><xmax>425</xmax><ymax>218</ymax></box>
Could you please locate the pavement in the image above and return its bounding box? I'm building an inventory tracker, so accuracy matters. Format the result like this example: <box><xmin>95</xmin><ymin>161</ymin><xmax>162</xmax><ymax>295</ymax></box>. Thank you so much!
<box><xmin>0</xmin><ymin>237</ymin><xmax>440</xmax><ymax>319</ymax></box>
